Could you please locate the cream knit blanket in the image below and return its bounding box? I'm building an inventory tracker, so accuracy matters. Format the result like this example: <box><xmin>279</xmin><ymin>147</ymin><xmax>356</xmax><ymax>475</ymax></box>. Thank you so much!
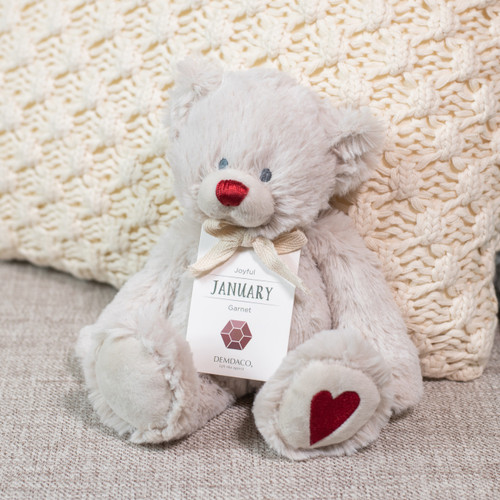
<box><xmin>0</xmin><ymin>0</ymin><xmax>498</xmax><ymax>380</ymax></box>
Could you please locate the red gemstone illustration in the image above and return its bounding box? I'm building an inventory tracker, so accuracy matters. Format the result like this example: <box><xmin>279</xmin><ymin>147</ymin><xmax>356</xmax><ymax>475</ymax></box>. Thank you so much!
<box><xmin>221</xmin><ymin>320</ymin><xmax>252</xmax><ymax>350</ymax></box>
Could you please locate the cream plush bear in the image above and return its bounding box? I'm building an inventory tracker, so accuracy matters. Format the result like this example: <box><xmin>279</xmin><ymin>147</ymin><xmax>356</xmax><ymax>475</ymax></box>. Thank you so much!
<box><xmin>76</xmin><ymin>60</ymin><xmax>423</xmax><ymax>460</ymax></box>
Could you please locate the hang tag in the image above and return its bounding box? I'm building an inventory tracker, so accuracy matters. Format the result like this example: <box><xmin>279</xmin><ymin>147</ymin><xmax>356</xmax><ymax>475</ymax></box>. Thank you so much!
<box><xmin>185</xmin><ymin>228</ymin><xmax>300</xmax><ymax>381</ymax></box>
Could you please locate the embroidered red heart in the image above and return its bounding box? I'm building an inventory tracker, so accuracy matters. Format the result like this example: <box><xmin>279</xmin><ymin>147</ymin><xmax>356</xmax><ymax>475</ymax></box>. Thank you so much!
<box><xmin>309</xmin><ymin>390</ymin><xmax>361</xmax><ymax>446</ymax></box>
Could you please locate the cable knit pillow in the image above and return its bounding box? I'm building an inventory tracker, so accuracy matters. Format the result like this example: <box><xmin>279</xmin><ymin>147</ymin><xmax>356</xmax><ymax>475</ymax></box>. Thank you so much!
<box><xmin>0</xmin><ymin>0</ymin><xmax>499</xmax><ymax>381</ymax></box>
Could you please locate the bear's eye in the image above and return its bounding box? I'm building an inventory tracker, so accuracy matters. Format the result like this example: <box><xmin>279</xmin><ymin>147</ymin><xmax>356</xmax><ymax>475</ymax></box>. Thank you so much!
<box><xmin>260</xmin><ymin>168</ymin><xmax>272</xmax><ymax>182</ymax></box>
<box><xmin>218</xmin><ymin>158</ymin><xmax>228</xmax><ymax>170</ymax></box>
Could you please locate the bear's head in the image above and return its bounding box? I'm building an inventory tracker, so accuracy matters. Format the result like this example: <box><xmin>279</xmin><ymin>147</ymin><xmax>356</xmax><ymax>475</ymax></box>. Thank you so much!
<box><xmin>167</xmin><ymin>60</ymin><xmax>384</xmax><ymax>240</ymax></box>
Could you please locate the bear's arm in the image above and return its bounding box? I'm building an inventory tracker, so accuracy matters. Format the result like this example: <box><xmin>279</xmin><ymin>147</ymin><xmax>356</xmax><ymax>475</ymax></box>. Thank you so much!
<box><xmin>305</xmin><ymin>209</ymin><xmax>407</xmax><ymax>341</ymax></box>
<box><xmin>89</xmin><ymin>215</ymin><xmax>201</xmax><ymax>329</ymax></box>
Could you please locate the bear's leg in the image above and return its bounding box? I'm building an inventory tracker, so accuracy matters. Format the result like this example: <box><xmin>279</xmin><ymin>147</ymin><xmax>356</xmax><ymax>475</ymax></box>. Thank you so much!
<box><xmin>77</xmin><ymin>306</ymin><xmax>235</xmax><ymax>444</ymax></box>
<box><xmin>253</xmin><ymin>328</ymin><xmax>394</xmax><ymax>460</ymax></box>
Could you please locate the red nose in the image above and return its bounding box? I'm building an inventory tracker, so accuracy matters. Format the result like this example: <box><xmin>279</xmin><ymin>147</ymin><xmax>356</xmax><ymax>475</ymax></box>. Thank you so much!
<box><xmin>216</xmin><ymin>180</ymin><xmax>249</xmax><ymax>207</ymax></box>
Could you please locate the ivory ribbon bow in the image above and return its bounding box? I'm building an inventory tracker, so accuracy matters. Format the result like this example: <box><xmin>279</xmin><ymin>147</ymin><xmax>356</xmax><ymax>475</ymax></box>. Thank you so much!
<box><xmin>189</xmin><ymin>219</ymin><xmax>308</xmax><ymax>291</ymax></box>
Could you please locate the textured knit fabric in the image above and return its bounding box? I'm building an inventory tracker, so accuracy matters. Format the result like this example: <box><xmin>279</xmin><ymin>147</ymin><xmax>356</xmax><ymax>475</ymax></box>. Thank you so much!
<box><xmin>0</xmin><ymin>1</ymin><xmax>499</xmax><ymax>381</ymax></box>
<box><xmin>0</xmin><ymin>261</ymin><xmax>498</xmax><ymax>499</ymax></box>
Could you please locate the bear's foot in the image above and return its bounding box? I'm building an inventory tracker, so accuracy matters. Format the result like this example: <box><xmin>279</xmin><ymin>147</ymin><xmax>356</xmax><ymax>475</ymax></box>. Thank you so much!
<box><xmin>278</xmin><ymin>362</ymin><xmax>381</xmax><ymax>449</ymax></box>
<box><xmin>253</xmin><ymin>329</ymin><xmax>394</xmax><ymax>460</ymax></box>
<box><xmin>80</xmin><ymin>310</ymin><xmax>235</xmax><ymax>444</ymax></box>
<box><xmin>95</xmin><ymin>335</ymin><xmax>175</xmax><ymax>440</ymax></box>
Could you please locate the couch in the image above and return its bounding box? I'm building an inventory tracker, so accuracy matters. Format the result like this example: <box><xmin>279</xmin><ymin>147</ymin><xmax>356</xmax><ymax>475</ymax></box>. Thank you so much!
<box><xmin>0</xmin><ymin>260</ymin><xmax>498</xmax><ymax>499</ymax></box>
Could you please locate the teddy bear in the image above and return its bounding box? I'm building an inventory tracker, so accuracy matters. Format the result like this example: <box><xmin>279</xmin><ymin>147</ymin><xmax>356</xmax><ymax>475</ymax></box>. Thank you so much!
<box><xmin>76</xmin><ymin>60</ymin><xmax>423</xmax><ymax>460</ymax></box>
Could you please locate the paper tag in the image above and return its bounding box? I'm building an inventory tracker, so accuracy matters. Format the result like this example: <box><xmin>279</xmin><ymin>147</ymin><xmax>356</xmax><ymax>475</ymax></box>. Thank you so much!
<box><xmin>185</xmin><ymin>229</ymin><xmax>300</xmax><ymax>381</ymax></box>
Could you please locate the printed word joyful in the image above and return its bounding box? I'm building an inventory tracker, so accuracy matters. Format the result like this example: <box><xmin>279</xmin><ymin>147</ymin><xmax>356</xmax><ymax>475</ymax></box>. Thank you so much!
<box><xmin>234</xmin><ymin>267</ymin><xmax>255</xmax><ymax>276</ymax></box>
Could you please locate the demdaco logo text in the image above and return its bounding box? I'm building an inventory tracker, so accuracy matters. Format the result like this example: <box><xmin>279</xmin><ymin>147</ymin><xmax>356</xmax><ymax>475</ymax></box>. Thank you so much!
<box><xmin>213</xmin><ymin>356</ymin><xmax>253</xmax><ymax>367</ymax></box>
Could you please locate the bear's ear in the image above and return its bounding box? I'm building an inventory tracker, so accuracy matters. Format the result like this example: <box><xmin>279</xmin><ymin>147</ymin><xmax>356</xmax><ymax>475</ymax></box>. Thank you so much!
<box><xmin>322</xmin><ymin>106</ymin><xmax>385</xmax><ymax>196</ymax></box>
<box><xmin>167</xmin><ymin>58</ymin><xmax>223</xmax><ymax>129</ymax></box>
